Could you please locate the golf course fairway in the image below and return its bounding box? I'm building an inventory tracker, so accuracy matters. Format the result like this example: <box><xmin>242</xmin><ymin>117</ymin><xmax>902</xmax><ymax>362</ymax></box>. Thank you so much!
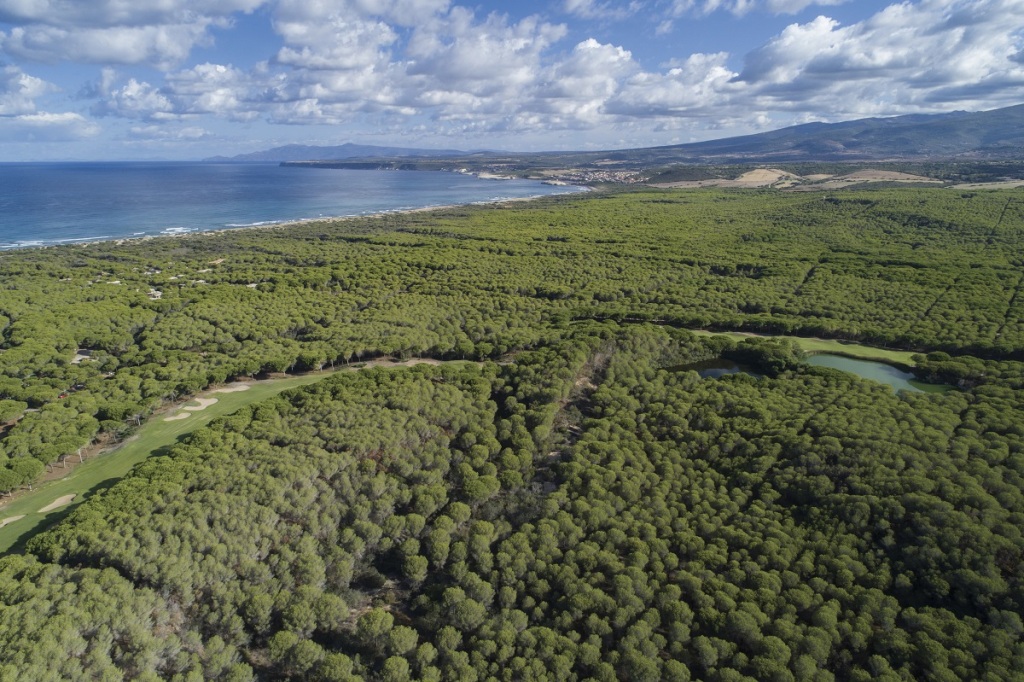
<box><xmin>0</xmin><ymin>359</ymin><xmax>452</xmax><ymax>553</ymax></box>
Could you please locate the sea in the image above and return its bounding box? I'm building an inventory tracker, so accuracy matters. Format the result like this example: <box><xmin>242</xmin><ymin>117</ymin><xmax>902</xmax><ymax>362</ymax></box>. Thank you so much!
<box><xmin>0</xmin><ymin>162</ymin><xmax>586</xmax><ymax>249</ymax></box>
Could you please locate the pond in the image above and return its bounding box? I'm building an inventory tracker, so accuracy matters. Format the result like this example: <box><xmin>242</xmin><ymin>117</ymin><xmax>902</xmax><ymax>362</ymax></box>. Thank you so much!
<box><xmin>668</xmin><ymin>359</ymin><xmax>761</xmax><ymax>379</ymax></box>
<box><xmin>671</xmin><ymin>354</ymin><xmax>952</xmax><ymax>394</ymax></box>
<box><xmin>805</xmin><ymin>354</ymin><xmax>952</xmax><ymax>393</ymax></box>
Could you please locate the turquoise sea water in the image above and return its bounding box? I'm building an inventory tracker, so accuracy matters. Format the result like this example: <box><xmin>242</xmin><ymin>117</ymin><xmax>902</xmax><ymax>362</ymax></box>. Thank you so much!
<box><xmin>0</xmin><ymin>162</ymin><xmax>585</xmax><ymax>249</ymax></box>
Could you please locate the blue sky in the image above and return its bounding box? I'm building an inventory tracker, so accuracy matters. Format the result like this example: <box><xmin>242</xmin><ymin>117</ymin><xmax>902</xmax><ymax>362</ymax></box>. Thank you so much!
<box><xmin>0</xmin><ymin>0</ymin><xmax>1021</xmax><ymax>160</ymax></box>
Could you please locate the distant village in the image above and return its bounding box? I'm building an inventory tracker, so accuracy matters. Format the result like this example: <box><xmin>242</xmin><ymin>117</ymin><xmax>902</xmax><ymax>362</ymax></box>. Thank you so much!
<box><xmin>458</xmin><ymin>165</ymin><xmax>644</xmax><ymax>185</ymax></box>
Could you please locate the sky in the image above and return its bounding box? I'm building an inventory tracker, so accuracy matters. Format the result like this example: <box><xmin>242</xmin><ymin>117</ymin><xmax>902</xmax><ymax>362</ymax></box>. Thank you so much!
<box><xmin>0</xmin><ymin>0</ymin><xmax>1023</xmax><ymax>160</ymax></box>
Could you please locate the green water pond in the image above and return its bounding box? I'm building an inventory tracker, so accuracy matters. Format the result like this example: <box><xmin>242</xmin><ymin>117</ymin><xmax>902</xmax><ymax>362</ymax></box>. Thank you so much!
<box><xmin>673</xmin><ymin>354</ymin><xmax>952</xmax><ymax>393</ymax></box>
<box><xmin>805</xmin><ymin>354</ymin><xmax>952</xmax><ymax>393</ymax></box>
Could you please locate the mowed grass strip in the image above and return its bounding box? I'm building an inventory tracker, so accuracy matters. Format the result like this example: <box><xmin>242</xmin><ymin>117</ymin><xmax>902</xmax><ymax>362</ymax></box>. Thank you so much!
<box><xmin>0</xmin><ymin>372</ymin><xmax>331</xmax><ymax>553</ymax></box>
<box><xmin>0</xmin><ymin>358</ymin><xmax>470</xmax><ymax>554</ymax></box>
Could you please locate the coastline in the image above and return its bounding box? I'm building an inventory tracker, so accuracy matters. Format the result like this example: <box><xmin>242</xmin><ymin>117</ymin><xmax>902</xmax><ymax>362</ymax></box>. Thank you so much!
<box><xmin>5</xmin><ymin>184</ymin><xmax>591</xmax><ymax>252</ymax></box>
<box><xmin>134</xmin><ymin>187</ymin><xmax>591</xmax><ymax>245</ymax></box>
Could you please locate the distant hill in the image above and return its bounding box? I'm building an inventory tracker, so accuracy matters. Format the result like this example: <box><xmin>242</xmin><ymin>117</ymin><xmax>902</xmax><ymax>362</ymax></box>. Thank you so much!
<box><xmin>649</xmin><ymin>104</ymin><xmax>1024</xmax><ymax>162</ymax></box>
<box><xmin>204</xmin><ymin>143</ymin><xmax>482</xmax><ymax>163</ymax></box>
<box><xmin>217</xmin><ymin>104</ymin><xmax>1024</xmax><ymax>169</ymax></box>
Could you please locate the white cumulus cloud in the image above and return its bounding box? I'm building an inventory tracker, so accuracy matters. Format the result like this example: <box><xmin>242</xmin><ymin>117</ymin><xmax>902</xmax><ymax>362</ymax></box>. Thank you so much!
<box><xmin>2</xmin><ymin>23</ymin><xmax>216</xmax><ymax>67</ymax></box>
<box><xmin>0</xmin><ymin>64</ymin><xmax>54</xmax><ymax>115</ymax></box>
<box><xmin>398</xmin><ymin>6</ymin><xmax>569</xmax><ymax>129</ymax></box>
<box><xmin>562</xmin><ymin>0</ymin><xmax>642</xmax><ymax>20</ymax></box>
<box><xmin>0</xmin><ymin>0</ymin><xmax>267</xmax><ymax>66</ymax></box>
<box><xmin>129</xmin><ymin>124</ymin><xmax>210</xmax><ymax>139</ymax></box>
<box><xmin>164</xmin><ymin>63</ymin><xmax>260</xmax><ymax>119</ymax></box>
<box><xmin>606</xmin><ymin>51</ymin><xmax>738</xmax><ymax>117</ymax></box>
<box><xmin>0</xmin><ymin>111</ymin><xmax>100</xmax><ymax>141</ymax></box>
<box><xmin>92</xmin><ymin>78</ymin><xmax>179</xmax><ymax>120</ymax></box>
<box><xmin>5</xmin><ymin>0</ymin><xmax>1024</xmax><ymax>151</ymax></box>
<box><xmin>733</xmin><ymin>0</ymin><xmax>1024</xmax><ymax>116</ymax></box>
<box><xmin>0</xmin><ymin>0</ymin><xmax>267</xmax><ymax>27</ymax></box>
<box><xmin>529</xmin><ymin>39</ymin><xmax>636</xmax><ymax>125</ymax></box>
<box><xmin>765</xmin><ymin>0</ymin><xmax>847</xmax><ymax>13</ymax></box>
<box><xmin>665</xmin><ymin>0</ymin><xmax>846</xmax><ymax>17</ymax></box>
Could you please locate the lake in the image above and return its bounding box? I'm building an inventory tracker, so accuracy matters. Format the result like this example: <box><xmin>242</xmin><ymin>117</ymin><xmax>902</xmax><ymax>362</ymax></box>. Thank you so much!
<box><xmin>673</xmin><ymin>353</ymin><xmax>951</xmax><ymax>393</ymax></box>
<box><xmin>806</xmin><ymin>354</ymin><xmax>951</xmax><ymax>393</ymax></box>
<box><xmin>0</xmin><ymin>162</ymin><xmax>585</xmax><ymax>249</ymax></box>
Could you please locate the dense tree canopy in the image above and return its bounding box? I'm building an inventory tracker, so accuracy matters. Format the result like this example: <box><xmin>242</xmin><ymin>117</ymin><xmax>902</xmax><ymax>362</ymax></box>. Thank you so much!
<box><xmin>0</xmin><ymin>187</ymin><xmax>1022</xmax><ymax>489</ymax></box>
<box><xmin>0</xmin><ymin>325</ymin><xmax>1018</xmax><ymax>680</ymax></box>
<box><xmin>0</xmin><ymin>186</ymin><xmax>1022</xmax><ymax>679</ymax></box>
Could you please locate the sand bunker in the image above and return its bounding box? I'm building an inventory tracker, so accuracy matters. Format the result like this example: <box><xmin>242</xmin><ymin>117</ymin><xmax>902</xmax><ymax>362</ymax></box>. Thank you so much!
<box><xmin>359</xmin><ymin>358</ymin><xmax>444</xmax><ymax>370</ymax></box>
<box><xmin>183</xmin><ymin>398</ymin><xmax>218</xmax><ymax>411</ymax></box>
<box><xmin>0</xmin><ymin>515</ymin><xmax>25</xmax><ymax>529</ymax></box>
<box><xmin>213</xmin><ymin>384</ymin><xmax>252</xmax><ymax>394</ymax></box>
<box><xmin>39</xmin><ymin>494</ymin><xmax>75</xmax><ymax>513</ymax></box>
<box><xmin>391</xmin><ymin>358</ymin><xmax>442</xmax><ymax>367</ymax></box>
<box><xmin>163</xmin><ymin>391</ymin><xmax>230</xmax><ymax>421</ymax></box>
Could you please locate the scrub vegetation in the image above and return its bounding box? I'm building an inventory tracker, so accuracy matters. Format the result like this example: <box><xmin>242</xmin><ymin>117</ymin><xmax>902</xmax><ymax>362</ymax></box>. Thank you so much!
<box><xmin>0</xmin><ymin>186</ymin><xmax>1023</xmax><ymax>680</ymax></box>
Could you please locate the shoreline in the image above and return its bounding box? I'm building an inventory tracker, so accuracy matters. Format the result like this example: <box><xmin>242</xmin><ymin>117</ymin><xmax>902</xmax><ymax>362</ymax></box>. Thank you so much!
<box><xmin>2</xmin><ymin>184</ymin><xmax>591</xmax><ymax>252</ymax></box>
<box><xmin>198</xmin><ymin>188</ymin><xmax>590</xmax><ymax>237</ymax></box>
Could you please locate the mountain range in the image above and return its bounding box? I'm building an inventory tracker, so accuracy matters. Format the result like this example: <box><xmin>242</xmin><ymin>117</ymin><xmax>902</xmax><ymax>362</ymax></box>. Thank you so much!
<box><xmin>207</xmin><ymin>103</ymin><xmax>1024</xmax><ymax>165</ymax></box>
<box><xmin>651</xmin><ymin>104</ymin><xmax>1024</xmax><ymax>162</ymax></box>
<box><xmin>204</xmin><ymin>142</ymin><xmax>480</xmax><ymax>163</ymax></box>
